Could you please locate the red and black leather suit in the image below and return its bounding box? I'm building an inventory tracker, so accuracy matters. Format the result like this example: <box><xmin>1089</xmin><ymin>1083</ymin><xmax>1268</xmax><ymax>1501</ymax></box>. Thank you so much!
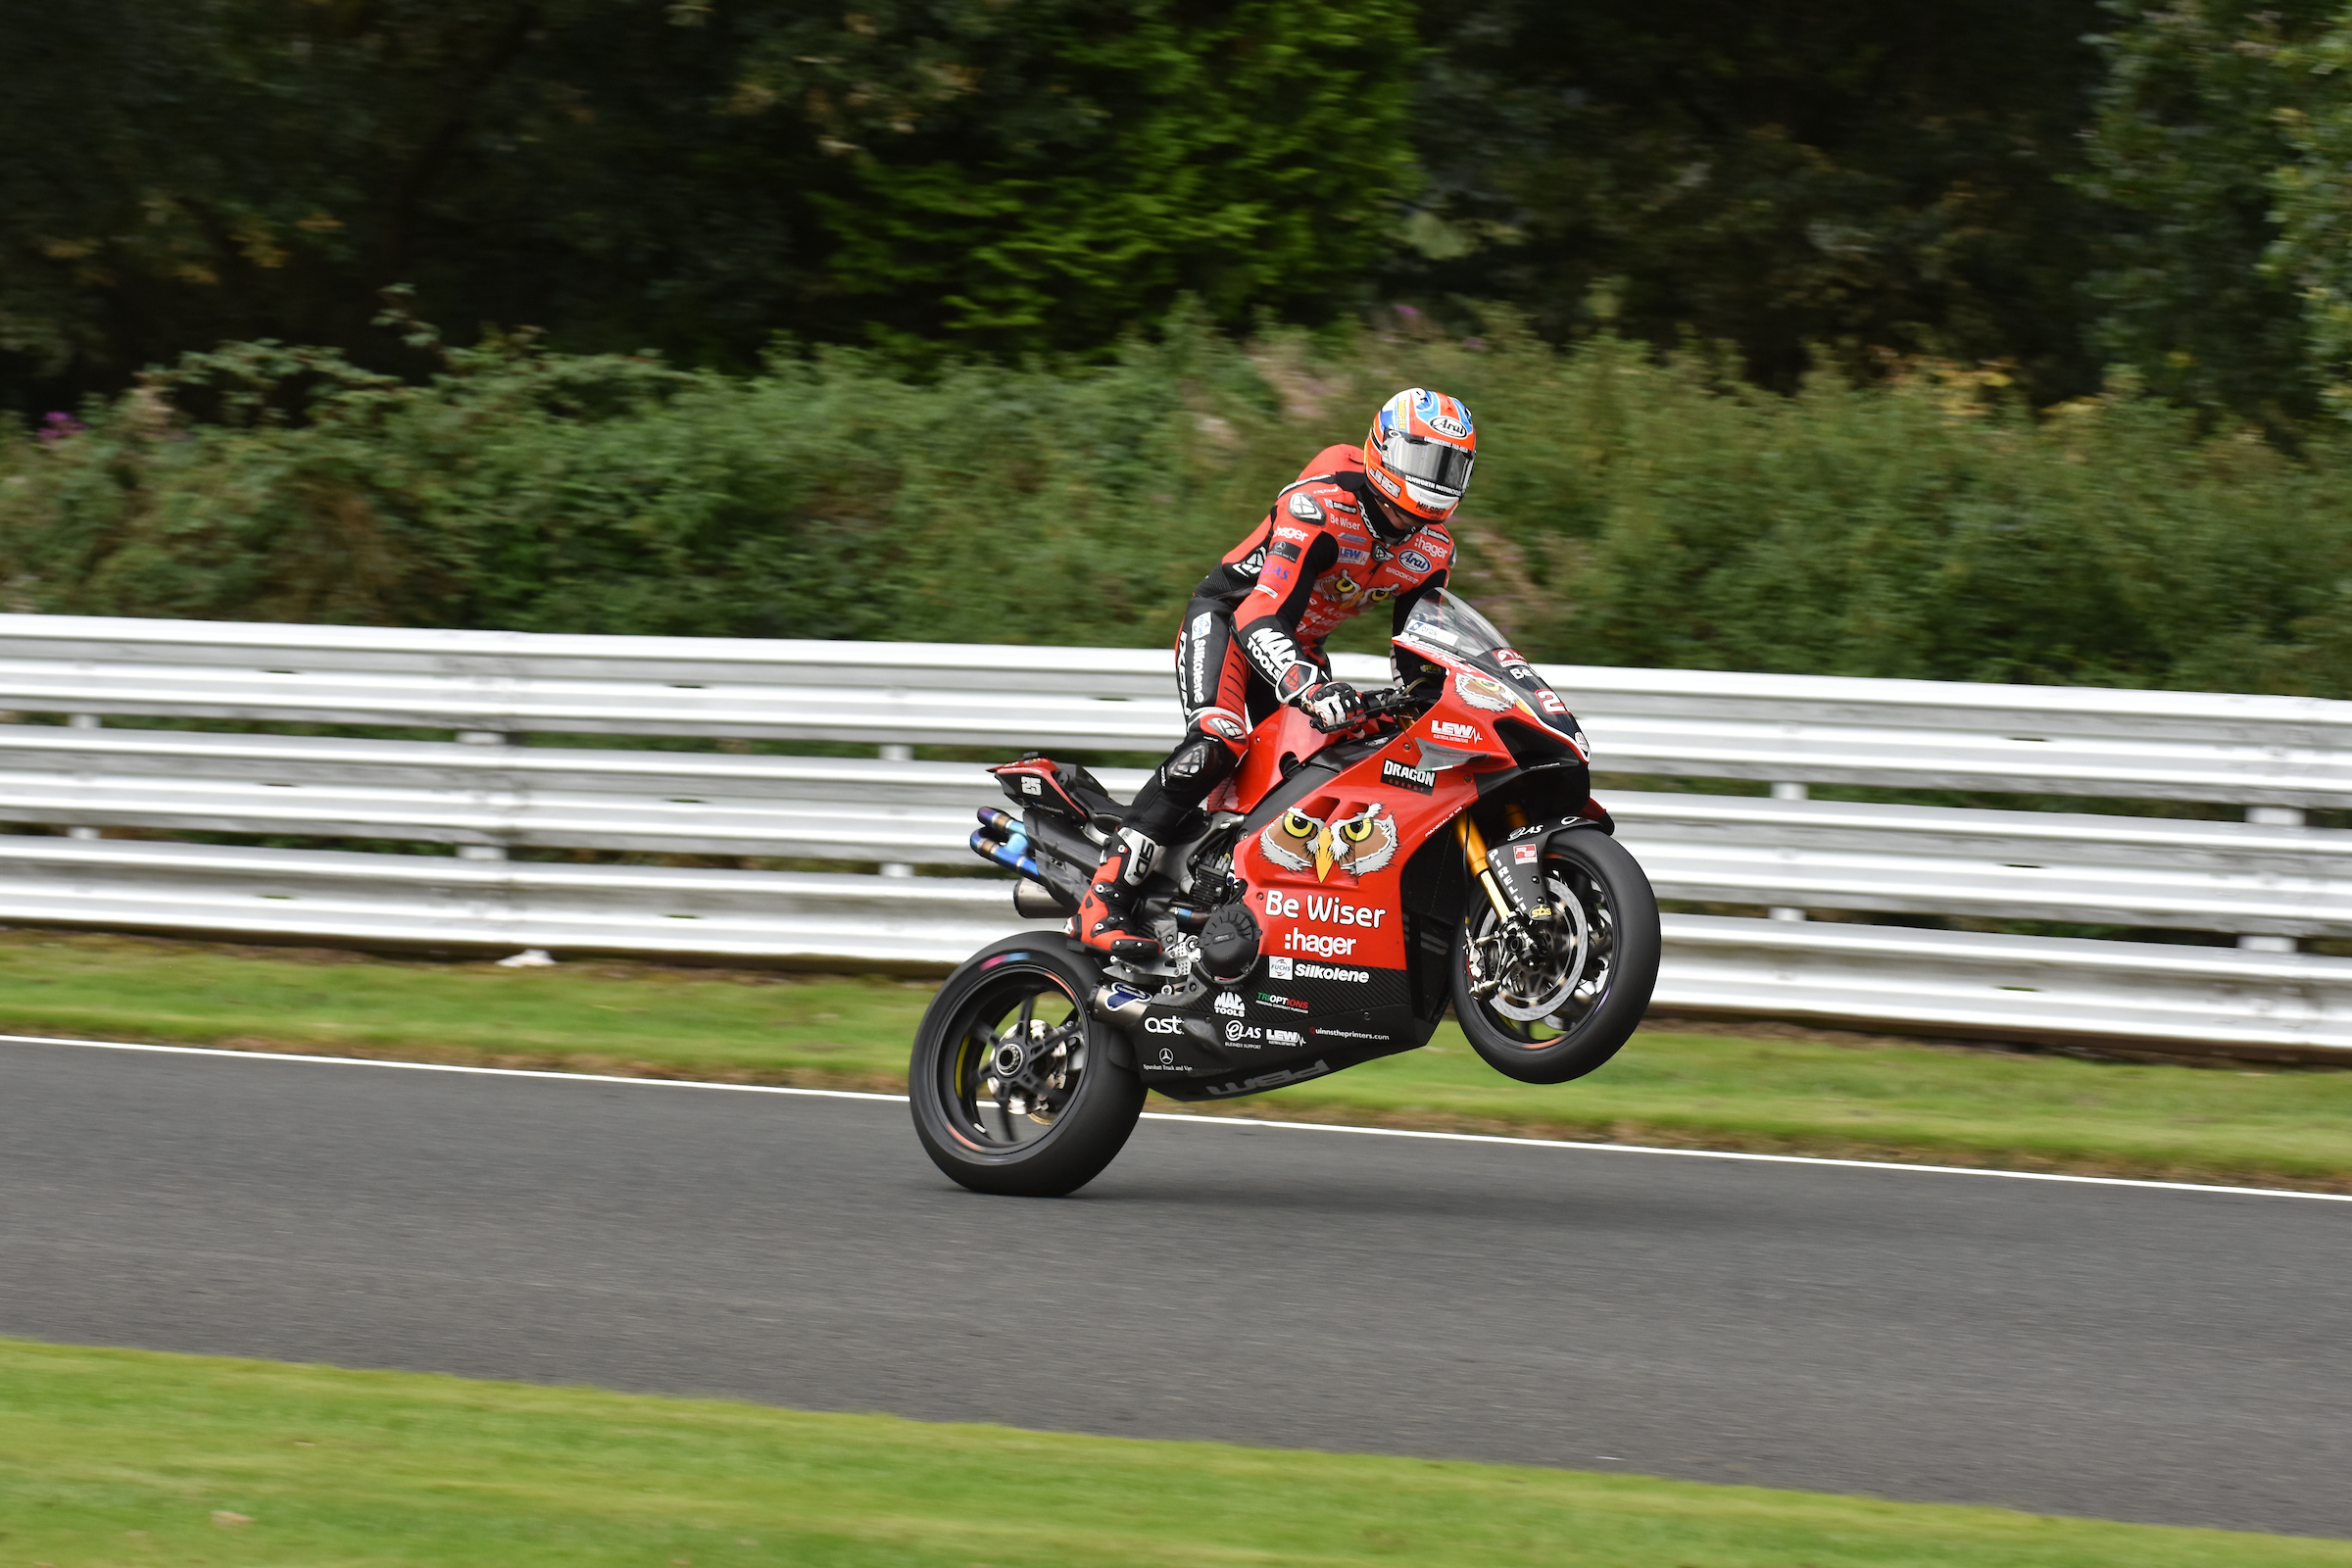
<box><xmin>1121</xmin><ymin>442</ymin><xmax>1455</xmax><ymax>843</ymax></box>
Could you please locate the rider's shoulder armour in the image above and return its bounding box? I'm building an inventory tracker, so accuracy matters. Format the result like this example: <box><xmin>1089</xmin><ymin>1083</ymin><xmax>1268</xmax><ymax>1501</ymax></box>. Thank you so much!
<box><xmin>1283</xmin><ymin>472</ymin><xmax>1369</xmax><ymax>526</ymax></box>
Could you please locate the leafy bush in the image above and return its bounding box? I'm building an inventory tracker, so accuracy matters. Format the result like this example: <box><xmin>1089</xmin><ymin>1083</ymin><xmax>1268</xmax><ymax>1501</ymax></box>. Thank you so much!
<box><xmin>7</xmin><ymin>313</ymin><xmax>2352</xmax><ymax>697</ymax></box>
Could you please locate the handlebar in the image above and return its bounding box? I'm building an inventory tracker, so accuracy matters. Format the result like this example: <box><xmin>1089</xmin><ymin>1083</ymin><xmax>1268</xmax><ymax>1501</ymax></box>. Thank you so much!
<box><xmin>1306</xmin><ymin>682</ymin><xmax>1428</xmax><ymax>734</ymax></box>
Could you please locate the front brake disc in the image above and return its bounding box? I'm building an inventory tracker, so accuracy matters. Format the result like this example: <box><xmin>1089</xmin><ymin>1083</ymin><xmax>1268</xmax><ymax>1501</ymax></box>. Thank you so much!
<box><xmin>1489</xmin><ymin>874</ymin><xmax>1591</xmax><ymax>1022</ymax></box>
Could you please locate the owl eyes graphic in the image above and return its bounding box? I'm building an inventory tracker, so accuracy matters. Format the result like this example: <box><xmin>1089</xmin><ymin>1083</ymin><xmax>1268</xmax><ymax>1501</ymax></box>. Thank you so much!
<box><xmin>1256</xmin><ymin>805</ymin><xmax>1399</xmax><ymax>882</ymax></box>
<box><xmin>1325</xmin><ymin>805</ymin><xmax>1400</xmax><ymax>879</ymax></box>
<box><xmin>1258</xmin><ymin>809</ymin><xmax>1326</xmax><ymax>873</ymax></box>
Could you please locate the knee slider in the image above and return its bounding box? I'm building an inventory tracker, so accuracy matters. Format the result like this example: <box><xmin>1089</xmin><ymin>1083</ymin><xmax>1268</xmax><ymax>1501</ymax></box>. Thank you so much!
<box><xmin>1192</xmin><ymin>708</ymin><xmax>1250</xmax><ymax>760</ymax></box>
<box><xmin>1163</xmin><ymin>731</ymin><xmax>1238</xmax><ymax>784</ymax></box>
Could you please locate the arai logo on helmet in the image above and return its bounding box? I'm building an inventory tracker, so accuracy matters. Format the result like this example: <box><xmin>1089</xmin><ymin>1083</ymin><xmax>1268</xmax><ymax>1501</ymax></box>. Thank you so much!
<box><xmin>1408</xmin><ymin>388</ymin><xmax>1471</xmax><ymax>435</ymax></box>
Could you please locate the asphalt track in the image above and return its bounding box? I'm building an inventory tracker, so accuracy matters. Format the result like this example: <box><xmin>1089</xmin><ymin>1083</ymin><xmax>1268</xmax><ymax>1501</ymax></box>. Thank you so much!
<box><xmin>3</xmin><ymin>1039</ymin><xmax>2349</xmax><ymax>1541</ymax></box>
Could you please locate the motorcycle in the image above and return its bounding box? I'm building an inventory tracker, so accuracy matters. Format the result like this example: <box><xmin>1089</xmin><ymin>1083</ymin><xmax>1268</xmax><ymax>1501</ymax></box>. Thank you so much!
<box><xmin>910</xmin><ymin>590</ymin><xmax>1661</xmax><ymax>1196</ymax></box>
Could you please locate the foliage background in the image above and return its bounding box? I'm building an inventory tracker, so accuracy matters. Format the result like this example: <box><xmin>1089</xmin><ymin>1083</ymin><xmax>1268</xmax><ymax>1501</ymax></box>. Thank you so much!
<box><xmin>0</xmin><ymin>0</ymin><xmax>2173</xmax><ymax>409</ymax></box>
<box><xmin>12</xmin><ymin>0</ymin><xmax>2352</xmax><ymax>697</ymax></box>
<box><xmin>9</xmin><ymin>308</ymin><xmax>2350</xmax><ymax>698</ymax></box>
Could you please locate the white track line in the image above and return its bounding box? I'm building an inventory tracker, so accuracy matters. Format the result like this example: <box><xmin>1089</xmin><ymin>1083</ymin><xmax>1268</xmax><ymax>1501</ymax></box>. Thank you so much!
<box><xmin>0</xmin><ymin>1032</ymin><xmax>904</xmax><ymax>1102</ymax></box>
<box><xmin>8</xmin><ymin>1031</ymin><xmax>2349</xmax><ymax>1204</ymax></box>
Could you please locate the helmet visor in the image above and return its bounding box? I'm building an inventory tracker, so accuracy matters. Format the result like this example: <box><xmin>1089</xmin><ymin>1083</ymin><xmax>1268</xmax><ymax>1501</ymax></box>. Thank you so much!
<box><xmin>1384</xmin><ymin>434</ymin><xmax>1473</xmax><ymax>496</ymax></box>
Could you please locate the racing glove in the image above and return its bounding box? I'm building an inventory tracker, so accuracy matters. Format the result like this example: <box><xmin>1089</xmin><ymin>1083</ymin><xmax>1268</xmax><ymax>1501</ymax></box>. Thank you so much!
<box><xmin>1295</xmin><ymin>679</ymin><xmax>1365</xmax><ymax>733</ymax></box>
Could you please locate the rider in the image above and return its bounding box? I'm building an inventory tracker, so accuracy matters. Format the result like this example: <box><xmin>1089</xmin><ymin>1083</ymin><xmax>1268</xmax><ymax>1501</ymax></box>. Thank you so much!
<box><xmin>1076</xmin><ymin>387</ymin><xmax>1479</xmax><ymax>958</ymax></box>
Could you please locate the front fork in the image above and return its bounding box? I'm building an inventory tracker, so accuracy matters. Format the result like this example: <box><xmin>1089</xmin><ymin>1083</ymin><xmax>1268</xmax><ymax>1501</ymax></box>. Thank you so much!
<box><xmin>1457</xmin><ymin>808</ymin><xmax>1552</xmax><ymax>996</ymax></box>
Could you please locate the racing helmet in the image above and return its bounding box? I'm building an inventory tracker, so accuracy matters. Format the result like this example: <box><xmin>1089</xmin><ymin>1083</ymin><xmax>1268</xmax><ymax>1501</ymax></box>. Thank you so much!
<box><xmin>1363</xmin><ymin>387</ymin><xmax>1476</xmax><ymax>525</ymax></box>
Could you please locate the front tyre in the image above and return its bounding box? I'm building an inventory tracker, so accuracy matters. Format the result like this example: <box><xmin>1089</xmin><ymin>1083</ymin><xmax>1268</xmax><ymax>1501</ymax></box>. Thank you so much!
<box><xmin>1451</xmin><ymin>827</ymin><xmax>1660</xmax><ymax>1085</ymax></box>
<box><xmin>909</xmin><ymin>937</ymin><xmax>1145</xmax><ymax>1197</ymax></box>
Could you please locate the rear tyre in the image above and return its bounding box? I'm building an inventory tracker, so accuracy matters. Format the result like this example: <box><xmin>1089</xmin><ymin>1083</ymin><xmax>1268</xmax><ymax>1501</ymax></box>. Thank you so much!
<box><xmin>909</xmin><ymin>937</ymin><xmax>1145</xmax><ymax>1197</ymax></box>
<box><xmin>1450</xmin><ymin>827</ymin><xmax>1660</xmax><ymax>1085</ymax></box>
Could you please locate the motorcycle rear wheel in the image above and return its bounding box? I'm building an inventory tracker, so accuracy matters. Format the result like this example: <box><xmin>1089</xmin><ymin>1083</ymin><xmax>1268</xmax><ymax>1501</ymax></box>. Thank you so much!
<box><xmin>908</xmin><ymin>937</ymin><xmax>1145</xmax><ymax>1197</ymax></box>
<box><xmin>1450</xmin><ymin>827</ymin><xmax>1660</xmax><ymax>1085</ymax></box>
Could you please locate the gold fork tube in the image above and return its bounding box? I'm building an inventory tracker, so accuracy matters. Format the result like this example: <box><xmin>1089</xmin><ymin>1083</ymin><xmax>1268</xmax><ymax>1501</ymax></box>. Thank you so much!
<box><xmin>1457</xmin><ymin>814</ymin><xmax>1515</xmax><ymax>923</ymax></box>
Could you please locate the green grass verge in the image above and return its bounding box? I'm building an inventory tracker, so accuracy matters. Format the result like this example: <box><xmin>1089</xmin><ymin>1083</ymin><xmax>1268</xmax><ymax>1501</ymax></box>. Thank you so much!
<box><xmin>4</xmin><ymin>1337</ymin><xmax>2347</xmax><ymax>1566</ymax></box>
<box><xmin>1</xmin><ymin>928</ymin><xmax>2349</xmax><ymax>1191</ymax></box>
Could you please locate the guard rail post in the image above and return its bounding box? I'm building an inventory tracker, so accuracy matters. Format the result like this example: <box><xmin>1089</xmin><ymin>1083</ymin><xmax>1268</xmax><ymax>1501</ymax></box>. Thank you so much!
<box><xmin>879</xmin><ymin>743</ymin><xmax>915</xmax><ymax>878</ymax></box>
<box><xmin>456</xmin><ymin>730</ymin><xmax>509</xmax><ymax>861</ymax></box>
<box><xmin>2240</xmin><ymin>804</ymin><xmax>2309</xmax><ymax>952</ymax></box>
<box><xmin>65</xmin><ymin>713</ymin><xmax>100</xmax><ymax>841</ymax></box>
<box><xmin>1768</xmin><ymin>782</ymin><xmax>1808</xmax><ymax>922</ymax></box>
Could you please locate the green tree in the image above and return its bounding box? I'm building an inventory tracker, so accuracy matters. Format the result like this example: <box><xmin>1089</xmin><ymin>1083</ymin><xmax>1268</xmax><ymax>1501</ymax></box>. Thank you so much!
<box><xmin>2073</xmin><ymin>0</ymin><xmax>2338</xmax><ymax>430</ymax></box>
<box><xmin>0</xmin><ymin>0</ymin><xmax>776</xmax><ymax>407</ymax></box>
<box><xmin>1396</xmin><ymin>0</ymin><xmax>2110</xmax><ymax>400</ymax></box>
<box><xmin>0</xmin><ymin>0</ymin><xmax>1416</xmax><ymax>413</ymax></box>
<box><xmin>2267</xmin><ymin>5</ymin><xmax>2352</xmax><ymax>418</ymax></box>
<box><xmin>729</xmin><ymin>0</ymin><xmax>1419</xmax><ymax>353</ymax></box>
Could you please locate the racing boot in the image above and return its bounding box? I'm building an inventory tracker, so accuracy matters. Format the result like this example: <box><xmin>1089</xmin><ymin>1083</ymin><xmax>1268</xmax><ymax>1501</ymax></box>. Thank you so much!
<box><xmin>1076</xmin><ymin>827</ymin><xmax>1163</xmax><ymax>960</ymax></box>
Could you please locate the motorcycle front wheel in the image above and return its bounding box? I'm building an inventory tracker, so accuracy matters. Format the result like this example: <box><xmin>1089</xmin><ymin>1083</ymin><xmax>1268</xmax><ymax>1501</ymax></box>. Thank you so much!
<box><xmin>908</xmin><ymin>937</ymin><xmax>1145</xmax><ymax>1197</ymax></box>
<box><xmin>1450</xmin><ymin>827</ymin><xmax>1661</xmax><ymax>1085</ymax></box>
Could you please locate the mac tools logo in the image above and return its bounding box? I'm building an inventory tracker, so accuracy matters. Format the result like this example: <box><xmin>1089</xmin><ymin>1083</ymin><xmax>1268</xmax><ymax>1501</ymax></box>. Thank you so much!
<box><xmin>1213</xmin><ymin>989</ymin><xmax>1245</xmax><ymax>1016</ymax></box>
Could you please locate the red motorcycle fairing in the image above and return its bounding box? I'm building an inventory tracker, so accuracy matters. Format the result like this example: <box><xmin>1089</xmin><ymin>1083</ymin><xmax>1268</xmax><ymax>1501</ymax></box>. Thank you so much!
<box><xmin>1131</xmin><ymin>670</ymin><xmax>1572</xmax><ymax>1103</ymax></box>
<box><xmin>1230</xmin><ymin>728</ymin><xmax>1502</xmax><ymax>975</ymax></box>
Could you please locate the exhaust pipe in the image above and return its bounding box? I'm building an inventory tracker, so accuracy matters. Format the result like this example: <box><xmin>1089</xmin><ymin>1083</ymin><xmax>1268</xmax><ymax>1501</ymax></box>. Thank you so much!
<box><xmin>1091</xmin><ymin>981</ymin><xmax>1152</xmax><ymax>1026</ymax></box>
<box><xmin>970</xmin><ymin>826</ymin><xmax>1040</xmax><ymax>878</ymax></box>
<box><xmin>1012</xmin><ymin>878</ymin><xmax>1068</xmax><ymax>918</ymax></box>
<box><xmin>971</xmin><ymin>807</ymin><xmax>1041</xmax><ymax>876</ymax></box>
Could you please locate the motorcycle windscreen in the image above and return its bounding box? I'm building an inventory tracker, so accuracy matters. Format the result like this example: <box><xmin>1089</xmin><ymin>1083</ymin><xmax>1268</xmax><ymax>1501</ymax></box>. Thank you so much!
<box><xmin>1395</xmin><ymin>590</ymin><xmax>1589</xmax><ymax>760</ymax></box>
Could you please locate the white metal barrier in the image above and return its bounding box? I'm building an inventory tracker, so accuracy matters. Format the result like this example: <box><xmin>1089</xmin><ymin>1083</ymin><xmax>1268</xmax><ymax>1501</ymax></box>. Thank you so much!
<box><xmin>3</xmin><ymin>613</ymin><xmax>2349</xmax><ymax>1054</ymax></box>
